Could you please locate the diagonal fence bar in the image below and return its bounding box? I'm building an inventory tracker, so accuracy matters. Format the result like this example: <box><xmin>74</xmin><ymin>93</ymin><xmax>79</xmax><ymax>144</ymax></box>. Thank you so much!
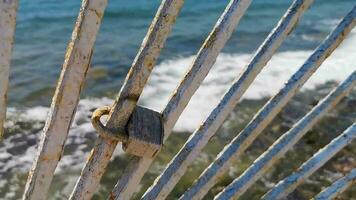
<box><xmin>69</xmin><ymin>1</ymin><xmax>185</xmax><ymax>199</ymax></box>
<box><xmin>179</xmin><ymin>1</ymin><xmax>315</xmax><ymax>199</ymax></box>
<box><xmin>22</xmin><ymin>0</ymin><xmax>108</xmax><ymax>199</ymax></box>
<box><xmin>212</xmin><ymin>70</ymin><xmax>356</xmax><ymax>200</ymax></box>
<box><xmin>180</xmin><ymin>7</ymin><xmax>356</xmax><ymax>200</ymax></box>
<box><xmin>143</xmin><ymin>1</ymin><xmax>356</xmax><ymax>200</ymax></box>
<box><xmin>9</xmin><ymin>1</ymin><xmax>354</xmax><ymax>200</ymax></box>
<box><xmin>109</xmin><ymin>0</ymin><xmax>252</xmax><ymax>199</ymax></box>
<box><xmin>313</xmin><ymin>168</ymin><xmax>356</xmax><ymax>200</ymax></box>
<box><xmin>260</xmin><ymin>123</ymin><xmax>356</xmax><ymax>200</ymax></box>
<box><xmin>0</xmin><ymin>0</ymin><xmax>18</xmax><ymax>141</ymax></box>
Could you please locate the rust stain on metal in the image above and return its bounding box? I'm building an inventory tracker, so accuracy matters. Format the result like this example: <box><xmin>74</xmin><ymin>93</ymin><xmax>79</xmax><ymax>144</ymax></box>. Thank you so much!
<box><xmin>0</xmin><ymin>0</ymin><xmax>18</xmax><ymax>140</ymax></box>
<box><xmin>69</xmin><ymin>1</ymin><xmax>185</xmax><ymax>199</ymax></box>
<box><xmin>22</xmin><ymin>0</ymin><xmax>109</xmax><ymax>199</ymax></box>
<box><xmin>4</xmin><ymin>1</ymin><xmax>354</xmax><ymax>200</ymax></box>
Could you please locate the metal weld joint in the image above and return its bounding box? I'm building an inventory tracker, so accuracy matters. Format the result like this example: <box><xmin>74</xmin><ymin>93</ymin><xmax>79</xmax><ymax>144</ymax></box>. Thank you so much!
<box><xmin>91</xmin><ymin>106</ymin><xmax>163</xmax><ymax>158</ymax></box>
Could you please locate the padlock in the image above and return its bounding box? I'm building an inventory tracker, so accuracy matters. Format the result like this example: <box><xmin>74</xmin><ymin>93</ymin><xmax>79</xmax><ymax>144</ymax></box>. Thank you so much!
<box><xmin>91</xmin><ymin>105</ymin><xmax>163</xmax><ymax>158</ymax></box>
<box><xmin>123</xmin><ymin>106</ymin><xmax>163</xmax><ymax>158</ymax></box>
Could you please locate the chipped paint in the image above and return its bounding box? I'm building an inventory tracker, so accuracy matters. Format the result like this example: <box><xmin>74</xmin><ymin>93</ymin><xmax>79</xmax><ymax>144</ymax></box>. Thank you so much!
<box><xmin>110</xmin><ymin>0</ymin><xmax>252</xmax><ymax>199</ymax></box>
<box><xmin>69</xmin><ymin>0</ymin><xmax>185</xmax><ymax>199</ymax></box>
<box><xmin>22</xmin><ymin>0</ymin><xmax>108</xmax><ymax>199</ymax></box>
<box><xmin>0</xmin><ymin>0</ymin><xmax>18</xmax><ymax>141</ymax></box>
<box><xmin>181</xmin><ymin>5</ymin><xmax>356</xmax><ymax>200</ymax></box>
<box><xmin>180</xmin><ymin>1</ymin><xmax>316</xmax><ymax>199</ymax></box>
<box><xmin>10</xmin><ymin>1</ymin><xmax>355</xmax><ymax>200</ymax></box>
<box><xmin>143</xmin><ymin>1</ymin><xmax>326</xmax><ymax>199</ymax></box>
<box><xmin>146</xmin><ymin>3</ymin><xmax>355</xmax><ymax>200</ymax></box>
<box><xmin>261</xmin><ymin>123</ymin><xmax>356</xmax><ymax>200</ymax></box>
<box><xmin>213</xmin><ymin>71</ymin><xmax>356</xmax><ymax>200</ymax></box>
<box><xmin>313</xmin><ymin>168</ymin><xmax>356</xmax><ymax>200</ymax></box>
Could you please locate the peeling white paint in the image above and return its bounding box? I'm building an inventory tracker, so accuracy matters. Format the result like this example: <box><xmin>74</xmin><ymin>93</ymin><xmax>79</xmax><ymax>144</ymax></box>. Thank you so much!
<box><xmin>261</xmin><ymin>123</ymin><xmax>356</xmax><ymax>200</ymax></box>
<box><xmin>0</xmin><ymin>0</ymin><xmax>18</xmax><ymax>141</ymax></box>
<box><xmin>22</xmin><ymin>0</ymin><xmax>108</xmax><ymax>199</ymax></box>
<box><xmin>180</xmin><ymin>1</ymin><xmax>316</xmax><ymax>199</ymax></box>
<box><xmin>110</xmin><ymin>0</ymin><xmax>253</xmax><ymax>199</ymax></box>
<box><xmin>213</xmin><ymin>71</ymin><xmax>355</xmax><ymax>200</ymax></box>
<box><xmin>145</xmin><ymin>4</ymin><xmax>355</xmax><ymax>200</ymax></box>
<box><xmin>314</xmin><ymin>168</ymin><xmax>356</xmax><ymax>200</ymax></box>
<box><xmin>69</xmin><ymin>1</ymin><xmax>185</xmax><ymax>199</ymax></box>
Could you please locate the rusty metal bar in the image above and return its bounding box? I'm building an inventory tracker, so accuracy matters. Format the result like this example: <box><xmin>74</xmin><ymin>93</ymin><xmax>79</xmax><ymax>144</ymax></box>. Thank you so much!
<box><xmin>213</xmin><ymin>71</ymin><xmax>356</xmax><ymax>200</ymax></box>
<box><xmin>69</xmin><ymin>1</ymin><xmax>185</xmax><ymax>199</ymax></box>
<box><xmin>313</xmin><ymin>168</ymin><xmax>356</xmax><ymax>200</ymax></box>
<box><xmin>109</xmin><ymin>0</ymin><xmax>252</xmax><ymax>199</ymax></box>
<box><xmin>143</xmin><ymin>2</ymin><xmax>356</xmax><ymax>200</ymax></box>
<box><xmin>0</xmin><ymin>0</ymin><xmax>18</xmax><ymax>141</ymax></box>
<box><xmin>260</xmin><ymin>123</ymin><xmax>356</xmax><ymax>200</ymax></box>
<box><xmin>22</xmin><ymin>0</ymin><xmax>108</xmax><ymax>199</ymax></box>
<box><xmin>180</xmin><ymin>1</ymin><xmax>315</xmax><ymax>199</ymax></box>
<box><xmin>180</xmin><ymin>6</ymin><xmax>356</xmax><ymax>200</ymax></box>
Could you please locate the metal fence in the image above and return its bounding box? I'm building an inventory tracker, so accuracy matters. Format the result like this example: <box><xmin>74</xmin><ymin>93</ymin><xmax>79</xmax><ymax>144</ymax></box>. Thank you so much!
<box><xmin>0</xmin><ymin>0</ymin><xmax>355</xmax><ymax>199</ymax></box>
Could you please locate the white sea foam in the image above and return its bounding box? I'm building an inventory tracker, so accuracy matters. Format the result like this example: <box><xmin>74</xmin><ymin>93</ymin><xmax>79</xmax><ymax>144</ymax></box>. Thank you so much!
<box><xmin>1</xmin><ymin>30</ymin><xmax>354</xmax><ymax>183</ymax></box>
<box><xmin>140</xmin><ymin>30</ymin><xmax>356</xmax><ymax>132</ymax></box>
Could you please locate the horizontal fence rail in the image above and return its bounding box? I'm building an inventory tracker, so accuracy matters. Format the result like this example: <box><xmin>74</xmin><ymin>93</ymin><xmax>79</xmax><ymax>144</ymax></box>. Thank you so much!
<box><xmin>22</xmin><ymin>0</ymin><xmax>108</xmax><ymax>199</ymax></box>
<box><xmin>69</xmin><ymin>0</ymin><xmax>185</xmax><ymax>199</ymax></box>
<box><xmin>261</xmin><ymin>123</ymin><xmax>356</xmax><ymax>200</ymax></box>
<box><xmin>145</xmin><ymin>3</ymin><xmax>355</xmax><ymax>200</ymax></box>
<box><xmin>313</xmin><ymin>168</ymin><xmax>356</xmax><ymax>200</ymax></box>
<box><xmin>0</xmin><ymin>0</ymin><xmax>18</xmax><ymax>141</ymax></box>
<box><xmin>110</xmin><ymin>0</ymin><xmax>252</xmax><ymax>199</ymax></box>
<box><xmin>212</xmin><ymin>70</ymin><xmax>356</xmax><ymax>200</ymax></box>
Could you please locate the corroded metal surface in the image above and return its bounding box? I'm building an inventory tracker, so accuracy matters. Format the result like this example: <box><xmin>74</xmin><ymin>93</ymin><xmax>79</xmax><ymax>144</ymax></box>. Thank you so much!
<box><xmin>0</xmin><ymin>0</ymin><xmax>18</xmax><ymax>141</ymax></box>
<box><xmin>22</xmin><ymin>0</ymin><xmax>108</xmax><ymax>199</ymax></box>
<box><xmin>180</xmin><ymin>6</ymin><xmax>355</xmax><ymax>200</ymax></box>
<box><xmin>6</xmin><ymin>1</ymin><xmax>355</xmax><ymax>199</ymax></box>
<box><xmin>213</xmin><ymin>71</ymin><xmax>356</xmax><ymax>200</ymax></box>
<box><xmin>314</xmin><ymin>168</ymin><xmax>356</xmax><ymax>200</ymax></box>
<box><xmin>110</xmin><ymin>0</ymin><xmax>252</xmax><ymax>199</ymax></box>
<box><xmin>91</xmin><ymin>106</ymin><xmax>129</xmax><ymax>142</ymax></box>
<box><xmin>148</xmin><ymin>2</ymin><xmax>356</xmax><ymax>200</ymax></box>
<box><xmin>161</xmin><ymin>0</ymin><xmax>251</xmax><ymax>141</ymax></box>
<box><xmin>144</xmin><ymin>0</ymin><xmax>322</xmax><ymax>199</ymax></box>
<box><xmin>180</xmin><ymin>1</ymin><xmax>315</xmax><ymax>199</ymax></box>
<box><xmin>69</xmin><ymin>1</ymin><xmax>184</xmax><ymax>199</ymax></box>
<box><xmin>261</xmin><ymin>123</ymin><xmax>356</xmax><ymax>200</ymax></box>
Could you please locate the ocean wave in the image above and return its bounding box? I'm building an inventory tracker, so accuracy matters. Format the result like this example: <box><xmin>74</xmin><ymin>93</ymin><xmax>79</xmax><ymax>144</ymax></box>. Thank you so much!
<box><xmin>140</xmin><ymin>30</ymin><xmax>355</xmax><ymax>132</ymax></box>
<box><xmin>1</xmin><ymin>31</ymin><xmax>354</xmax><ymax>181</ymax></box>
<box><xmin>0</xmin><ymin>98</ymin><xmax>123</xmax><ymax>187</ymax></box>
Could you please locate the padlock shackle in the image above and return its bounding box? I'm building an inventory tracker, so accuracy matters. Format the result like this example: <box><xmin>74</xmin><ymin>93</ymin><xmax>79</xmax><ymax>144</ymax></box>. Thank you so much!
<box><xmin>91</xmin><ymin>106</ymin><xmax>129</xmax><ymax>142</ymax></box>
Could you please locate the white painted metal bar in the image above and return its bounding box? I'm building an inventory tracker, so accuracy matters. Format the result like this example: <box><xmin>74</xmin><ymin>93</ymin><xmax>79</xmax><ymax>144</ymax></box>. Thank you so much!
<box><xmin>22</xmin><ymin>0</ymin><xmax>108</xmax><ymax>199</ymax></box>
<box><xmin>261</xmin><ymin>123</ymin><xmax>356</xmax><ymax>200</ymax></box>
<box><xmin>69</xmin><ymin>1</ymin><xmax>184</xmax><ymax>199</ymax></box>
<box><xmin>109</xmin><ymin>0</ymin><xmax>251</xmax><ymax>199</ymax></box>
<box><xmin>143</xmin><ymin>2</ymin><xmax>356</xmax><ymax>200</ymax></box>
<box><xmin>213</xmin><ymin>71</ymin><xmax>356</xmax><ymax>200</ymax></box>
<box><xmin>181</xmin><ymin>1</ymin><xmax>315</xmax><ymax>198</ymax></box>
<box><xmin>0</xmin><ymin>0</ymin><xmax>18</xmax><ymax>141</ymax></box>
<box><xmin>313</xmin><ymin>168</ymin><xmax>356</xmax><ymax>200</ymax></box>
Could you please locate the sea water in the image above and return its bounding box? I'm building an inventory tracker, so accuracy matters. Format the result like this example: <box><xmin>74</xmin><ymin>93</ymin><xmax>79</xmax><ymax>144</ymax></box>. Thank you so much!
<box><xmin>1</xmin><ymin>0</ymin><xmax>355</xmax><ymax>198</ymax></box>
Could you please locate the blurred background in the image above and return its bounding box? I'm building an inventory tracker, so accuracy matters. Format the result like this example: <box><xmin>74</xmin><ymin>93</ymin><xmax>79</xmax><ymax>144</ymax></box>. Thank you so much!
<box><xmin>1</xmin><ymin>0</ymin><xmax>355</xmax><ymax>199</ymax></box>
